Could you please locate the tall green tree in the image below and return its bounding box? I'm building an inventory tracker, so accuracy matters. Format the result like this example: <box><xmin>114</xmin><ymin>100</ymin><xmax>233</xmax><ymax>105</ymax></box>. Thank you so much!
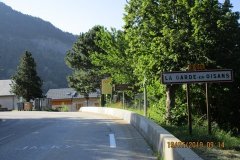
<box><xmin>11</xmin><ymin>51</ymin><xmax>42</xmax><ymax>102</ymax></box>
<box><xmin>91</xmin><ymin>27</ymin><xmax>135</xmax><ymax>85</ymax></box>
<box><xmin>189</xmin><ymin>0</ymin><xmax>240</xmax><ymax>132</ymax></box>
<box><xmin>65</xmin><ymin>26</ymin><xmax>104</xmax><ymax>98</ymax></box>
<box><xmin>124</xmin><ymin>0</ymin><xmax>240</xmax><ymax>130</ymax></box>
<box><xmin>124</xmin><ymin>0</ymin><xmax>196</xmax><ymax>121</ymax></box>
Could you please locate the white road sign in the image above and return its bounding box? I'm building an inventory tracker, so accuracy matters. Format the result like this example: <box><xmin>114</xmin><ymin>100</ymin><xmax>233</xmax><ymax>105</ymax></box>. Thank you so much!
<box><xmin>162</xmin><ymin>70</ymin><xmax>233</xmax><ymax>84</ymax></box>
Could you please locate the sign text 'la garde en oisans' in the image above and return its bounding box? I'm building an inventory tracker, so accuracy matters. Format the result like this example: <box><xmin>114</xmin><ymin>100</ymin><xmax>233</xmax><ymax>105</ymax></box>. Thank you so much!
<box><xmin>161</xmin><ymin>69</ymin><xmax>233</xmax><ymax>84</ymax></box>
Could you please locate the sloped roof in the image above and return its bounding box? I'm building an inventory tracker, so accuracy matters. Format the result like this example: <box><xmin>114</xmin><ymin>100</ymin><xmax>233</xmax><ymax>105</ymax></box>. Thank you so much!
<box><xmin>0</xmin><ymin>80</ymin><xmax>14</xmax><ymax>96</ymax></box>
<box><xmin>46</xmin><ymin>88</ymin><xmax>100</xmax><ymax>100</ymax></box>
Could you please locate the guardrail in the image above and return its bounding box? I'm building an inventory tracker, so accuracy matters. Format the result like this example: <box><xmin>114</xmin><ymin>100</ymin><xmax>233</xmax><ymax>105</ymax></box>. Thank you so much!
<box><xmin>80</xmin><ymin>107</ymin><xmax>203</xmax><ymax>160</ymax></box>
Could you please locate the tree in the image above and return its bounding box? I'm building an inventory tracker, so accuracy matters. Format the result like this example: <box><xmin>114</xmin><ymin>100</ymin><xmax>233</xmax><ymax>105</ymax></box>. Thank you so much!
<box><xmin>189</xmin><ymin>0</ymin><xmax>240</xmax><ymax>133</ymax></box>
<box><xmin>91</xmin><ymin>27</ymin><xmax>135</xmax><ymax>85</ymax></box>
<box><xmin>124</xmin><ymin>0</ymin><xmax>195</xmax><ymax>122</ymax></box>
<box><xmin>124</xmin><ymin>0</ymin><xmax>240</xmax><ymax>130</ymax></box>
<box><xmin>65</xmin><ymin>26</ymin><xmax>105</xmax><ymax>99</ymax></box>
<box><xmin>11</xmin><ymin>51</ymin><xmax>42</xmax><ymax>102</ymax></box>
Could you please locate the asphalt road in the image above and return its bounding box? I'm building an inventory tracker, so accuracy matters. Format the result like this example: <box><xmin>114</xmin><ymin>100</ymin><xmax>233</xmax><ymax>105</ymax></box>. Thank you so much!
<box><xmin>0</xmin><ymin>111</ymin><xmax>156</xmax><ymax>160</ymax></box>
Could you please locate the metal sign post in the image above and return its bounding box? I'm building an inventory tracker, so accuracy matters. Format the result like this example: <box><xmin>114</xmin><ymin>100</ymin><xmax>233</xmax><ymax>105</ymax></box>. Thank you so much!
<box><xmin>143</xmin><ymin>76</ymin><xmax>147</xmax><ymax>117</ymax></box>
<box><xmin>122</xmin><ymin>91</ymin><xmax>125</xmax><ymax>109</ymax></box>
<box><xmin>113</xmin><ymin>84</ymin><xmax>132</xmax><ymax>110</ymax></box>
<box><xmin>206</xmin><ymin>83</ymin><xmax>211</xmax><ymax>135</ymax></box>
<box><xmin>186</xmin><ymin>84</ymin><xmax>192</xmax><ymax>135</ymax></box>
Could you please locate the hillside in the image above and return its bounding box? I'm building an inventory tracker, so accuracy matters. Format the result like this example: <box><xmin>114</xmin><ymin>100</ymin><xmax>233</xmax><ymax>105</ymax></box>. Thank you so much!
<box><xmin>0</xmin><ymin>2</ymin><xmax>76</xmax><ymax>92</ymax></box>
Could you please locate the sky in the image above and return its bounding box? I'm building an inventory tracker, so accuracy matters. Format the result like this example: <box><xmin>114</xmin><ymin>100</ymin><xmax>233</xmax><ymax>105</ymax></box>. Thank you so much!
<box><xmin>1</xmin><ymin>0</ymin><xmax>239</xmax><ymax>35</ymax></box>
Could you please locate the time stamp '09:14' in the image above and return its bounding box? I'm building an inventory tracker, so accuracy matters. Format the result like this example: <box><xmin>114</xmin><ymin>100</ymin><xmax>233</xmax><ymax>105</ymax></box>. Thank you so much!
<box><xmin>167</xmin><ymin>141</ymin><xmax>225</xmax><ymax>149</ymax></box>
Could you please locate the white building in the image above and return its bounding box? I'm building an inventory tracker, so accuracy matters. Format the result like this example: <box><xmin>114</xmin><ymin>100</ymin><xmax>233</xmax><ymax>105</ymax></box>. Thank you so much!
<box><xmin>0</xmin><ymin>80</ymin><xmax>18</xmax><ymax>110</ymax></box>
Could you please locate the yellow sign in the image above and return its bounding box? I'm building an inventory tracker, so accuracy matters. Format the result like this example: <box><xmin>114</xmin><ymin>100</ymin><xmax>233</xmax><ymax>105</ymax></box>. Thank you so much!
<box><xmin>188</xmin><ymin>64</ymin><xmax>205</xmax><ymax>71</ymax></box>
<box><xmin>101</xmin><ymin>78</ymin><xmax>112</xmax><ymax>94</ymax></box>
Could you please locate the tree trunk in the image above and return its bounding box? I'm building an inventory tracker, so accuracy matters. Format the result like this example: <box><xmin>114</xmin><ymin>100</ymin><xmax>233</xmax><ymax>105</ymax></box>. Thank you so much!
<box><xmin>166</xmin><ymin>84</ymin><xmax>176</xmax><ymax>124</ymax></box>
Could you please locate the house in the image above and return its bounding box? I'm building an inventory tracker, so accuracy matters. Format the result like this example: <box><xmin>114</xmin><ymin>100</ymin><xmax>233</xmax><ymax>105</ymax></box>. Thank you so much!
<box><xmin>46</xmin><ymin>88</ymin><xmax>100</xmax><ymax>111</ymax></box>
<box><xmin>0</xmin><ymin>80</ymin><xmax>18</xmax><ymax>110</ymax></box>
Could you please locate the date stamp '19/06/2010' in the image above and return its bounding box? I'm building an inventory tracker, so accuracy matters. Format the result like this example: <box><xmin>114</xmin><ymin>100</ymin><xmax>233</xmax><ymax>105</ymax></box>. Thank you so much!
<box><xmin>167</xmin><ymin>141</ymin><xmax>224</xmax><ymax>149</ymax></box>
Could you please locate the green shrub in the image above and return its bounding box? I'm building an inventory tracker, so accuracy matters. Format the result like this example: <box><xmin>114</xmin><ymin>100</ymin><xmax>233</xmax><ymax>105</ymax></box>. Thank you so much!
<box><xmin>59</xmin><ymin>105</ymin><xmax>69</xmax><ymax>112</ymax></box>
<box><xmin>169</xmin><ymin>103</ymin><xmax>188</xmax><ymax>126</ymax></box>
<box><xmin>148</xmin><ymin>102</ymin><xmax>166</xmax><ymax>124</ymax></box>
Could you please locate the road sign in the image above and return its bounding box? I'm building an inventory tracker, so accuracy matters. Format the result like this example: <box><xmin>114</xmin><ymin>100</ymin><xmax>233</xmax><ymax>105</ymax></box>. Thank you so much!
<box><xmin>162</xmin><ymin>69</ymin><xmax>233</xmax><ymax>84</ymax></box>
<box><xmin>101</xmin><ymin>78</ymin><xmax>112</xmax><ymax>94</ymax></box>
<box><xmin>188</xmin><ymin>64</ymin><xmax>205</xmax><ymax>71</ymax></box>
<box><xmin>113</xmin><ymin>84</ymin><xmax>131</xmax><ymax>91</ymax></box>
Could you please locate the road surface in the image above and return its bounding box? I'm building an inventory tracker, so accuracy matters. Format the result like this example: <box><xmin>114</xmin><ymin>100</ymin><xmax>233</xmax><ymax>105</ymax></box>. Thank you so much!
<box><xmin>0</xmin><ymin>111</ymin><xmax>156</xmax><ymax>160</ymax></box>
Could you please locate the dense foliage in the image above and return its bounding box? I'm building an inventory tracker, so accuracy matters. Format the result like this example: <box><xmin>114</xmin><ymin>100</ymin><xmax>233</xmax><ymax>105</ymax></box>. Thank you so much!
<box><xmin>11</xmin><ymin>51</ymin><xmax>43</xmax><ymax>102</ymax></box>
<box><xmin>66</xmin><ymin>0</ymin><xmax>240</xmax><ymax>134</ymax></box>
<box><xmin>122</xmin><ymin>0</ymin><xmax>240</xmax><ymax>134</ymax></box>
<box><xmin>91</xmin><ymin>28</ymin><xmax>135</xmax><ymax>85</ymax></box>
<box><xmin>65</xmin><ymin>26</ymin><xmax>104</xmax><ymax>98</ymax></box>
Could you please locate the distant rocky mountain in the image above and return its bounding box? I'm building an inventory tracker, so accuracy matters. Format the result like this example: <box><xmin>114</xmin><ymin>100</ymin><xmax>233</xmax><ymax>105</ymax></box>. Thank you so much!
<box><xmin>0</xmin><ymin>2</ymin><xmax>77</xmax><ymax>93</ymax></box>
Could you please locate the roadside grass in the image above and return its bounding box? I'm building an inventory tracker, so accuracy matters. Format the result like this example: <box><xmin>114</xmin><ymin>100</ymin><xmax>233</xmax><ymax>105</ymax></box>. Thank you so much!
<box><xmin>108</xmin><ymin>103</ymin><xmax>240</xmax><ymax>160</ymax></box>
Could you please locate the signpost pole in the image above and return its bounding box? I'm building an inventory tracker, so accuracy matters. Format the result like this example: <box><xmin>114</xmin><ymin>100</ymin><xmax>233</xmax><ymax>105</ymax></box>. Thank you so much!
<box><xmin>106</xmin><ymin>94</ymin><xmax>108</xmax><ymax>107</ymax></box>
<box><xmin>122</xmin><ymin>91</ymin><xmax>125</xmax><ymax>109</ymax></box>
<box><xmin>186</xmin><ymin>84</ymin><xmax>192</xmax><ymax>135</ymax></box>
<box><xmin>206</xmin><ymin>83</ymin><xmax>211</xmax><ymax>135</ymax></box>
<box><xmin>109</xmin><ymin>94</ymin><xmax>112</xmax><ymax>105</ymax></box>
<box><xmin>143</xmin><ymin>76</ymin><xmax>147</xmax><ymax>117</ymax></box>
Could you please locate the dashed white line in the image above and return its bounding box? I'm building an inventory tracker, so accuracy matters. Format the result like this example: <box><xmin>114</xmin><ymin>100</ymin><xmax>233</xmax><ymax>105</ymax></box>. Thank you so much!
<box><xmin>22</xmin><ymin>146</ymin><xmax>29</xmax><ymax>150</ymax></box>
<box><xmin>29</xmin><ymin>146</ymin><xmax>38</xmax><ymax>150</ymax></box>
<box><xmin>109</xmin><ymin>134</ymin><xmax>116</xmax><ymax>148</ymax></box>
<box><xmin>0</xmin><ymin>134</ymin><xmax>14</xmax><ymax>141</ymax></box>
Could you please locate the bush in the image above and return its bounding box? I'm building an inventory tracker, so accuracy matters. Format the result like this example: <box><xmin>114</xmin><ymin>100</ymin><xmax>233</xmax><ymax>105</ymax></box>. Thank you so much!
<box><xmin>148</xmin><ymin>99</ymin><xmax>166</xmax><ymax>124</ymax></box>
<box><xmin>169</xmin><ymin>103</ymin><xmax>188</xmax><ymax>126</ymax></box>
<box><xmin>59</xmin><ymin>105</ymin><xmax>69</xmax><ymax>112</ymax></box>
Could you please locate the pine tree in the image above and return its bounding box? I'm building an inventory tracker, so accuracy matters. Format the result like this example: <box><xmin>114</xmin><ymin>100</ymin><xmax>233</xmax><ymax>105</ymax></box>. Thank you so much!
<box><xmin>11</xmin><ymin>51</ymin><xmax>43</xmax><ymax>102</ymax></box>
<box><xmin>65</xmin><ymin>26</ymin><xmax>104</xmax><ymax>98</ymax></box>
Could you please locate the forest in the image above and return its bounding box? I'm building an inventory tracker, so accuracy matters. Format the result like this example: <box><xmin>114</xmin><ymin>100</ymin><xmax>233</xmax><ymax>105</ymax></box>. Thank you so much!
<box><xmin>0</xmin><ymin>2</ymin><xmax>76</xmax><ymax>92</ymax></box>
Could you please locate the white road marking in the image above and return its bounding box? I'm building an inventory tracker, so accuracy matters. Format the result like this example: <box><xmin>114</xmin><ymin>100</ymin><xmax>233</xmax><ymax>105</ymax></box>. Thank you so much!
<box><xmin>16</xmin><ymin>145</ymin><xmax>76</xmax><ymax>151</ymax></box>
<box><xmin>22</xmin><ymin>146</ymin><xmax>29</xmax><ymax>150</ymax></box>
<box><xmin>65</xmin><ymin>145</ymin><xmax>72</xmax><ymax>148</ymax></box>
<box><xmin>109</xmin><ymin>134</ymin><xmax>116</xmax><ymax>148</ymax></box>
<box><xmin>51</xmin><ymin>145</ymin><xmax>60</xmax><ymax>149</ymax></box>
<box><xmin>0</xmin><ymin>134</ymin><xmax>14</xmax><ymax>141</ymax></box>
<box><xmin>29</xmin><ymin>146</ymin><xmax>38</xmax><ymax>150</ymax></box>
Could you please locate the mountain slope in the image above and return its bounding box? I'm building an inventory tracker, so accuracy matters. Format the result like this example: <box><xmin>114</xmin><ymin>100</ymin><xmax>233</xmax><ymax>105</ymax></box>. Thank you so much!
<box><xmin>0</xmin><ymin>2</ymin><xmax>76</xmax><ymax>92</ymax></box>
